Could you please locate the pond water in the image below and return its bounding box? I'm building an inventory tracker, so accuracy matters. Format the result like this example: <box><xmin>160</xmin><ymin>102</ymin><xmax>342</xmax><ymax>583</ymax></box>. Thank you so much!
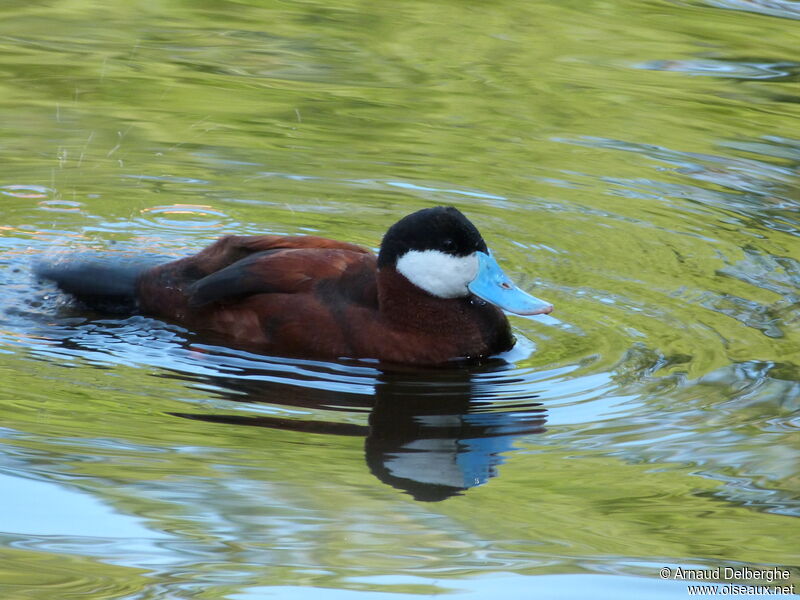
<box><xmin>0</xmin><ymin>0</ymin><xmax>798</xmax><ymax>598</ymax></box>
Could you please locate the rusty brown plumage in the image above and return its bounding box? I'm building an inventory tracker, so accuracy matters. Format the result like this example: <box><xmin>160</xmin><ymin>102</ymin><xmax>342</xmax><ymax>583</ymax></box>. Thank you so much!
<box><xmin>133</xmin><ymin>233</ymin><xmax>513</xmax><ymax>364</ymax></box>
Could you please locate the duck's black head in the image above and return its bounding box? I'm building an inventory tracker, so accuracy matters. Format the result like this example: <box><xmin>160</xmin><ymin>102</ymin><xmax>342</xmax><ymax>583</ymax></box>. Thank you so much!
<box><xmin>378</xmin><ymin>206</ymin><xmax>553</xmax><ymax>315</ymax></box>
<box><xmin>378</xmin><ymin>206</ymin><xmax>487</xmax><ymax>268</ymax></box>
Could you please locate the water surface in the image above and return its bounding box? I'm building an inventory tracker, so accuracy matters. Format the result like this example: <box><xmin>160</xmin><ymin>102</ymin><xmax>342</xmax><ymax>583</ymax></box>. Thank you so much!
<box><xmin>0</xmin><ymin>0</ymin><xmax>798</xmax><ymax>598</ymax></box>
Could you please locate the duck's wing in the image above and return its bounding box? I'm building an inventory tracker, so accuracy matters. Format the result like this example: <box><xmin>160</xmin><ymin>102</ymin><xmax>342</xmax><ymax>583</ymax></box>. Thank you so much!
<box><xmin>183</xmin><ymin>234</ymin><xmax>372</xmax><ymax>274</ymax></box>
<box><xmin>186</xmin><ymin>246</ymin><xmax>377</xmax><ymax>308</ymax></box>
<box><xmin>137</xmin><ymin>234</ymin><xmax>377</xmax><ymax>316</ymax></box>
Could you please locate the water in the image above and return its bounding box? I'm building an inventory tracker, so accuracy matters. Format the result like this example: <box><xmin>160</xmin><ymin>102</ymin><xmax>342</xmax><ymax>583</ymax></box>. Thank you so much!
<box><xmin>0</xmin><ymin>0</ymin><xmax>798</xmax><ymax>598</ymax></box>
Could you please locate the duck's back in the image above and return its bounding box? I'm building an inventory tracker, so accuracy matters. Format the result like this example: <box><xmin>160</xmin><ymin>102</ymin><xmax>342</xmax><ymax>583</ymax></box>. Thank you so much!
<box><xmin>136</xmin><ymin>234</ymin><xmax>380</xmax><ymax>355</ymax></box>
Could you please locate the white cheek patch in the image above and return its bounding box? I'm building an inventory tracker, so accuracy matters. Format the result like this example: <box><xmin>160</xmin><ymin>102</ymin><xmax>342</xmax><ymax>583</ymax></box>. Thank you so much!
<box><xmin>395</xmin><ymin>250</ymin><xmax>479</xmax><ymax>299</ymax></box>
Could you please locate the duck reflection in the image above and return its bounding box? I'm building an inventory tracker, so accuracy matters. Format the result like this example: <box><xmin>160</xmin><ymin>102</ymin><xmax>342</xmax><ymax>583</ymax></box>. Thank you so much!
<box><xmin>170</xmin><ymin>360</ymin><xmax>547</xmax><ymax>501</ymax></box>
<box><xmin>365</xmin><ymin>368</ymin><xmax>547</xmax><ymax>501</ymax></box>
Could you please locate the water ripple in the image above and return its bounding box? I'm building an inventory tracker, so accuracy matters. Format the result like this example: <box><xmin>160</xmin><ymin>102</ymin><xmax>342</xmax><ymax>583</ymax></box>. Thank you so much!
<box><xmin>638</xmin><ymin>58</ymin><xmax>800</xmax><ymax>81</ymax></box>
<box><xmin>700</xmin><ymin>0</ymin><xmax>800</xmax><ymax>20</ymax></box>
<box><xmin>136</xmin><ymin>204</ymin><xmax>234</xmax><ymax>231</ymax></box>
<box><xmin>0</xmin><ymin>184</ymin><xmax>52</xmax><ymax>199</ymax></box>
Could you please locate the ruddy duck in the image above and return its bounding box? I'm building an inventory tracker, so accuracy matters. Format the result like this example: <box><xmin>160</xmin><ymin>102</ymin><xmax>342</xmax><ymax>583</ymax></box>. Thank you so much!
<box><xmin>36</xmin><ymin>206</ymin><xmax>552</xmax><ymax>364</ymax></box>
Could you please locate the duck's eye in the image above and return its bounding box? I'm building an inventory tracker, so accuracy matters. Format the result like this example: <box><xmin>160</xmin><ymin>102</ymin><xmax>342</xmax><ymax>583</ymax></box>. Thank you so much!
<box><xmin>442</xmin><ymin>239</ymin><xmax>455</xmax><ymax>251</ymax></box>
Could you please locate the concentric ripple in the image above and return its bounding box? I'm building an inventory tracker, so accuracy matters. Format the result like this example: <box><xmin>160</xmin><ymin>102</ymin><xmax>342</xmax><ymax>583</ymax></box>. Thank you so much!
<box><xmin>136</xmin><ymin>204</ymin><xmax>233</xmax><ymax>231</ymax></box>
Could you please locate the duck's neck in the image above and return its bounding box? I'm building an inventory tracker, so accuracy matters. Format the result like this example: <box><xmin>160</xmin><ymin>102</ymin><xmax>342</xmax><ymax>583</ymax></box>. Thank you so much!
<box><xmin>377</xmin><ymin>268</ymin><xmax>513</xmax><ymax>353</ymax></box>
<box><xmin>377</xmin><ymin>268</ymin><xmax>459</xmax><ymax>329</ymax></box>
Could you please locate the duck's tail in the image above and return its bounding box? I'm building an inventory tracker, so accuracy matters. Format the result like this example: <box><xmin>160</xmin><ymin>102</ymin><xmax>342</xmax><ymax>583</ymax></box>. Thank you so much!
<box><xmin>34</xmin><ymin>254</ymin><xmax>168</xmax><ymax>314</ymax></box>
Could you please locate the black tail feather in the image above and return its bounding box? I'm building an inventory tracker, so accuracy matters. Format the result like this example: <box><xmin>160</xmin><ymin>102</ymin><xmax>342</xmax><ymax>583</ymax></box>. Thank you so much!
<box><xmin>34</xmin><ymin>254</ymin><xmax>168</xmax><ymax>314</ymax></box>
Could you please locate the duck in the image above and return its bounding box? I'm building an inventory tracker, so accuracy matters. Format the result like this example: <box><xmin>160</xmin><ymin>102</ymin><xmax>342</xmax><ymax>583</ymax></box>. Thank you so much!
<box><xmin>35</xmin><ymin>206</ymin><xmax>553</xmax><ymax>365</ymax></box>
